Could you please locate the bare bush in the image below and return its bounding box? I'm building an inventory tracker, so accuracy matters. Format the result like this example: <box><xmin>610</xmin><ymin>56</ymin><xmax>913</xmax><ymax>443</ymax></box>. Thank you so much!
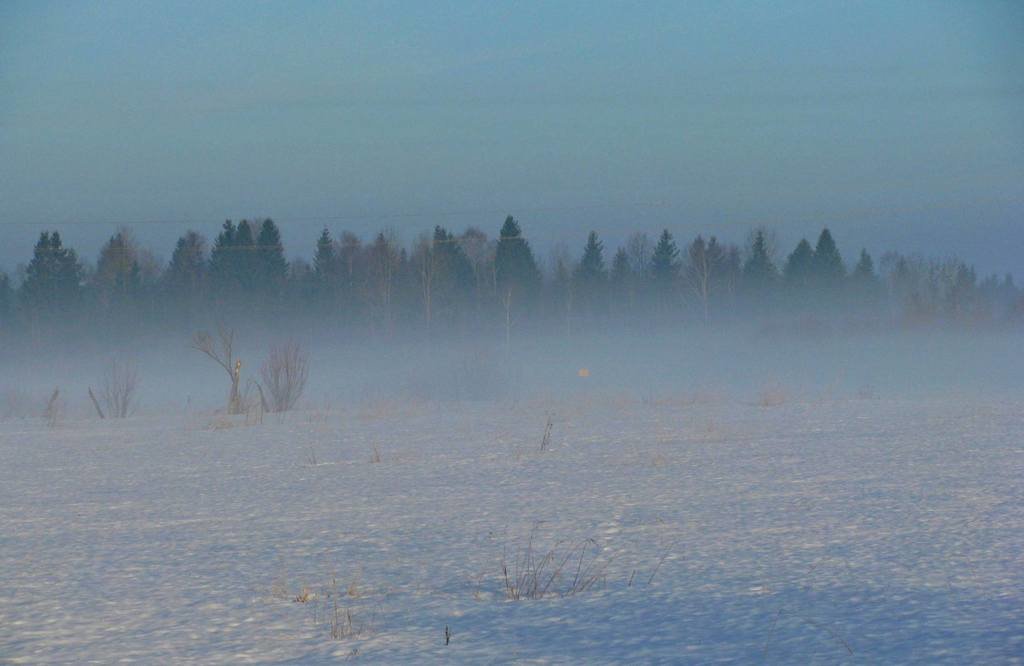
<box><xmin>100</xmin><ymin>358</ymin><xmax>139</xmax><ymax>418</ymax></box>
<box><xmin>260</xmin><ymin>341</ymin><xmax>309</xmax><ymax>412</ymax></box>
<box><xmin>192</xmin><ymin>325</ymin><xmax>243</xmax><ymax>414</ymax></box>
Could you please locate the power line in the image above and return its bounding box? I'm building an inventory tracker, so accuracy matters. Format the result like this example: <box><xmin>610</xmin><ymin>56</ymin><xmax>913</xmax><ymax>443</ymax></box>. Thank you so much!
<box><xmin>0</xmin><ymin>201</ymin><xmax>673</xmax><ymax>228</ymax></box>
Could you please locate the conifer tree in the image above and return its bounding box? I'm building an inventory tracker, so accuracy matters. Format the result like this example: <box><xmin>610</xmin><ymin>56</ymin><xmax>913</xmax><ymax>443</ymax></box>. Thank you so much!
<box><xmin>313</xmin><ymin>228</ymin><xmax>336</xmax><ymax>282</ymax></box>
<box><xmin>415</xmin><ymin>226</ymin><xmax>475</xmax><ymax>328</ymax></box>
<box><xmin>573</xmin><ymin>231</ymin><xmax>607</xmax><ymax>317</ymax></box>
<box><xmin>235</xmin><ymin>219</ymin><xmax>255</xmax><ymax>247</ymax></box>
<box><xmin>165</xmin><ymin>230</ymin><xmax>207</xmax><ymax>323</ymax></box>
<box><xmin>609</xmin><ymin>247</ymin><xmax>632</xmax><ymax>317</ymax></box>
<box><xmin>742</xmin><ymin>228</ymin><xmax>779</xmax><ymax>294</ymax></box>
<box><xmin>21</xmin><ymin>231</ymin><xmax>82</xmax><ymax>317</ymax></box>
<box><xmin>208</xmin><ymin>220</ymin><xmax>238</xmax><ymax>295</ymax></box>
<box><xmin>811</xmin><ymin>228</ymin><xmax>845</xmax><ymax>287</ymax></box>
<box><xmin>575</xmin><ymin>231</ymin><xmax>606</xmax><ymax>282</ymax></box>
<box><xmin>849</xmin><ymin>248</ymin><xmax>881</xmax><ymax>309</ymax></box>
<box><xmin>234</xmin><ymin>220</ymin><xmax>258</xmax><ymax>292</ymax></box>
<box><xmin>610</xmin><ymin>247</ymin><xmax>631</xmax><ymax>287</ymax></box>
<box><xmin>650</xmin><ymin>230</ymin><xmax>680</xmax><ymax>287</ymax></box>
<box><xmin>494</xmin><ymin>216</ymin><xmax>541</xmax><ymax>308</ymax></box>
<box><xmin>850</xmin><ymin>249</ymin><xmax>878</xmax><ymax>286</ymax></box>
<box><xmin>783</xmin><ymin>238</ymin><xmax>815</xmax><ymax>290</ymax></box>
<box><xmin>167</xmin><ymin>231</ymin><xmax>207</xmax><ymax>292</ymax></box>
<box><xmin>256</xmin><ymin>218</ymin><xmax>287</xmax><ymax>295</ymax></box>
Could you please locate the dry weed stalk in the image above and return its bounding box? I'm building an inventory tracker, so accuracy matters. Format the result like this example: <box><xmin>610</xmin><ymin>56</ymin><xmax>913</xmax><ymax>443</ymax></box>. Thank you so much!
<box><xmin>43</xmin><ymin>388</ymin><xmax>61</xmax><ymax>427</ymax></box>
<box><xmin>539</xmin><ymin>413</ymin><xmax>554</xmax><ymax>451</ymax></box>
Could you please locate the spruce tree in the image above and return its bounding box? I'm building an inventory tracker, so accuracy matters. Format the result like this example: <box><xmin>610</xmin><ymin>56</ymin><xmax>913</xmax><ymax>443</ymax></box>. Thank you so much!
<box><xmin>610</xmin><ymin>247</ymin><xmax>631</xmax><ymax>286</ymax></box>
<box><xmin>234</xmin><ymin>220</ymin><xmax>258</xmax><ymax>292</ymax></box>
<box><xmin>783</xmin><ymin>239</ymin><xmax>814</xmax><ymax>290</ymax></box>
<box><xmin>573</xmin><ymin>231</ymin><xmax>607</xmax><ymax>316</ymax></box>
<box><xmin>165</xmin><ymin>231</ymin><xmax>207</xmax><ymax>321</ymax></box>
<box><xmin>167</xmin><ymin>231</ymin><xmax>207</xmax><ymax>292</ymax></box>
<box><xmin>851</xmin><ymin>249</ymin><xmax>877</xmax><ymax>285</ymax></box>
<box><xmin>742</xmin><ymin>229</ymin><xmax>778</xmax><ymax>294</ymax></box>
<box><xmin>21</xmin><ymin>231</ymin><xmax>82</xmax><ymax>317</ymax></box>
<box><xmin>494</xmin><ymin>216</ymin><xmax>541</xmax><ymax>308</ymax></box>
<box><xmin>811</xmin><ymin>228</ymin><xmax>845</xmax><ymax>288</ymax></box>
<box><xmin>609</xmin><ymin>247</ymin><xmax>632</xmax><ymax>316</ymax></box>
<box><xmin>575</xmin><ymin>231</ymin><xmax>606</xmax><ymax>282</ymax></box>
<box><xmin>850</xmin><ymin>248</ymin><xmax>881</xmax><ymax>309</ymax></box>
<box><xmin>313</xmin><ymin>228</ymin><xmax>336</xmax><ymax>282</ymax></box>
<box><xmin>208</xmin><ymin>220</ymin><xmax>238</xmax><ymax>295</ymax></box>
<box><xmin>256</xmin><ymin>218</ymin><xmax>288</xmax><ymax>294</ymax></box>
<box><xmin>650</xmin><ymin>230</ymin><xmax>680</xmax><ymax>287</ymax></box>
<box><xmin>428</xmin><ymin>225</ymin><xmax>474</xmax><ymax>322</ymax></box>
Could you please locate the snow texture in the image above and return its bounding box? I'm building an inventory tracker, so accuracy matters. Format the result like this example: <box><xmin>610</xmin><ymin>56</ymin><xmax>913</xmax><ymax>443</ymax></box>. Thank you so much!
<box><xmin>1</xmin><ymin>393</ymin><xmax>1022</xmax><ymax>663</ymax></box>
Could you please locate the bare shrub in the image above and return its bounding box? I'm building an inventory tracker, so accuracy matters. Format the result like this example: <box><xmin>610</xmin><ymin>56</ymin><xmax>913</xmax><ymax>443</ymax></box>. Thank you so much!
<box><xmin>100</xmin><ymin>358</ymin><xmax>139</xmax><ymax>418</ymax></box>
<box><xmin>192</xmin><ymin>325</ymin><xmax>243</xmax><ymax>414</ymax></box>
<box><xmin>502</xmin><ymin>527</ymin><xmax>609</xmax><ymax>600</ymax></box>
<box><xmin>260</xmin><ymin>341</ymin><xmax>309</xmax><ymax>412</ymax></box>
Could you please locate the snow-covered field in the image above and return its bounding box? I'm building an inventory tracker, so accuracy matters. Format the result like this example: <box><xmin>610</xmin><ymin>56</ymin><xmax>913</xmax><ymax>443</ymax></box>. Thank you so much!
<box><xmin>2</xmin><ymin>384</ymin><xmax>1021</xmax><ymax>663</ymax></box>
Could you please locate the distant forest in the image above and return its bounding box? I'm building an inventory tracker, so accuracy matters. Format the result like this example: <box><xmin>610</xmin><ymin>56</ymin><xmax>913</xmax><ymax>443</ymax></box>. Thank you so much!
<box><xmin>3</xmin><ymin>217</ymin><xmax>1021</xmax><ymax>343</ymax></box>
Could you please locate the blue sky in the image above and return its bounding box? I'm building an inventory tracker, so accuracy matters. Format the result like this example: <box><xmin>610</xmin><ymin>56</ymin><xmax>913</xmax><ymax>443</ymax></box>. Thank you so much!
<box><xmin>2</xmin><ymin>1</ymin><xmax>1022</xmax><ymax>275</ymax></box>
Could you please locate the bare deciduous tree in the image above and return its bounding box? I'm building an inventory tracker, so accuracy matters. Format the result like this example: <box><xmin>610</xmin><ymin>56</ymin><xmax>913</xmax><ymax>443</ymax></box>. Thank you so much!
<box><xmin>260</xmin><ymin>341</ymin><xmax>309</xmax><ymax>412</ymax></box>
<box><xmin>192</xmin><ymin>325</ymin><xmax>243</xmax><ymax>414</ymax></box>
<box><xmin>101</xmin><ymin>357</ymin><xmax>139</xmax><ymax>418</ymax></box>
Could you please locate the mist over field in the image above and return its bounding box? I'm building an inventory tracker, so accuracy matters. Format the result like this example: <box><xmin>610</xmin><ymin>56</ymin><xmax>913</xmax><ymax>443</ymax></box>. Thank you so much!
<box><xmin>2</xmin><ymin>323</ymin><xmax>1023</xmax><ymax>419</ymax></box>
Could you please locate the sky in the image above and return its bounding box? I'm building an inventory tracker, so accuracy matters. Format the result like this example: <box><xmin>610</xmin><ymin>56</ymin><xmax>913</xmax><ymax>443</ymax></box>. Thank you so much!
<box><xmin>2</xmin><ymin>1</ymin><xmax>1022</xmax><ymax>277</ymax></box>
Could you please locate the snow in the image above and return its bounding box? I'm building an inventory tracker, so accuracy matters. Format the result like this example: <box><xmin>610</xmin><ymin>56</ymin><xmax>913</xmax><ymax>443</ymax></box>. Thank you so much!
<box><xmin>1</xmin><ymin>388</ymin><xmax>1021</xmax><ymax>663</ymax></box>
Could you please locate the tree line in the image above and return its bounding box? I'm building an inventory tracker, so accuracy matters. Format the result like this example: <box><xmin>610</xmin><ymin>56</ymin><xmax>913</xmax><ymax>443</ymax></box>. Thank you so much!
<box><xmin>2</xmin><ymin>216</ymin><xmax>1020</xmax><ymax>342</ymax></box>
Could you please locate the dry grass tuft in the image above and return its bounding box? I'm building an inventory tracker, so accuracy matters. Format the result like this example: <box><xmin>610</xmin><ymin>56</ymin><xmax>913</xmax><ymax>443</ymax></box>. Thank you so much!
<box><xmin>502</xmin><ymin>527</ymin><xmax>610</xmax><ymax>601</ymax></box>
